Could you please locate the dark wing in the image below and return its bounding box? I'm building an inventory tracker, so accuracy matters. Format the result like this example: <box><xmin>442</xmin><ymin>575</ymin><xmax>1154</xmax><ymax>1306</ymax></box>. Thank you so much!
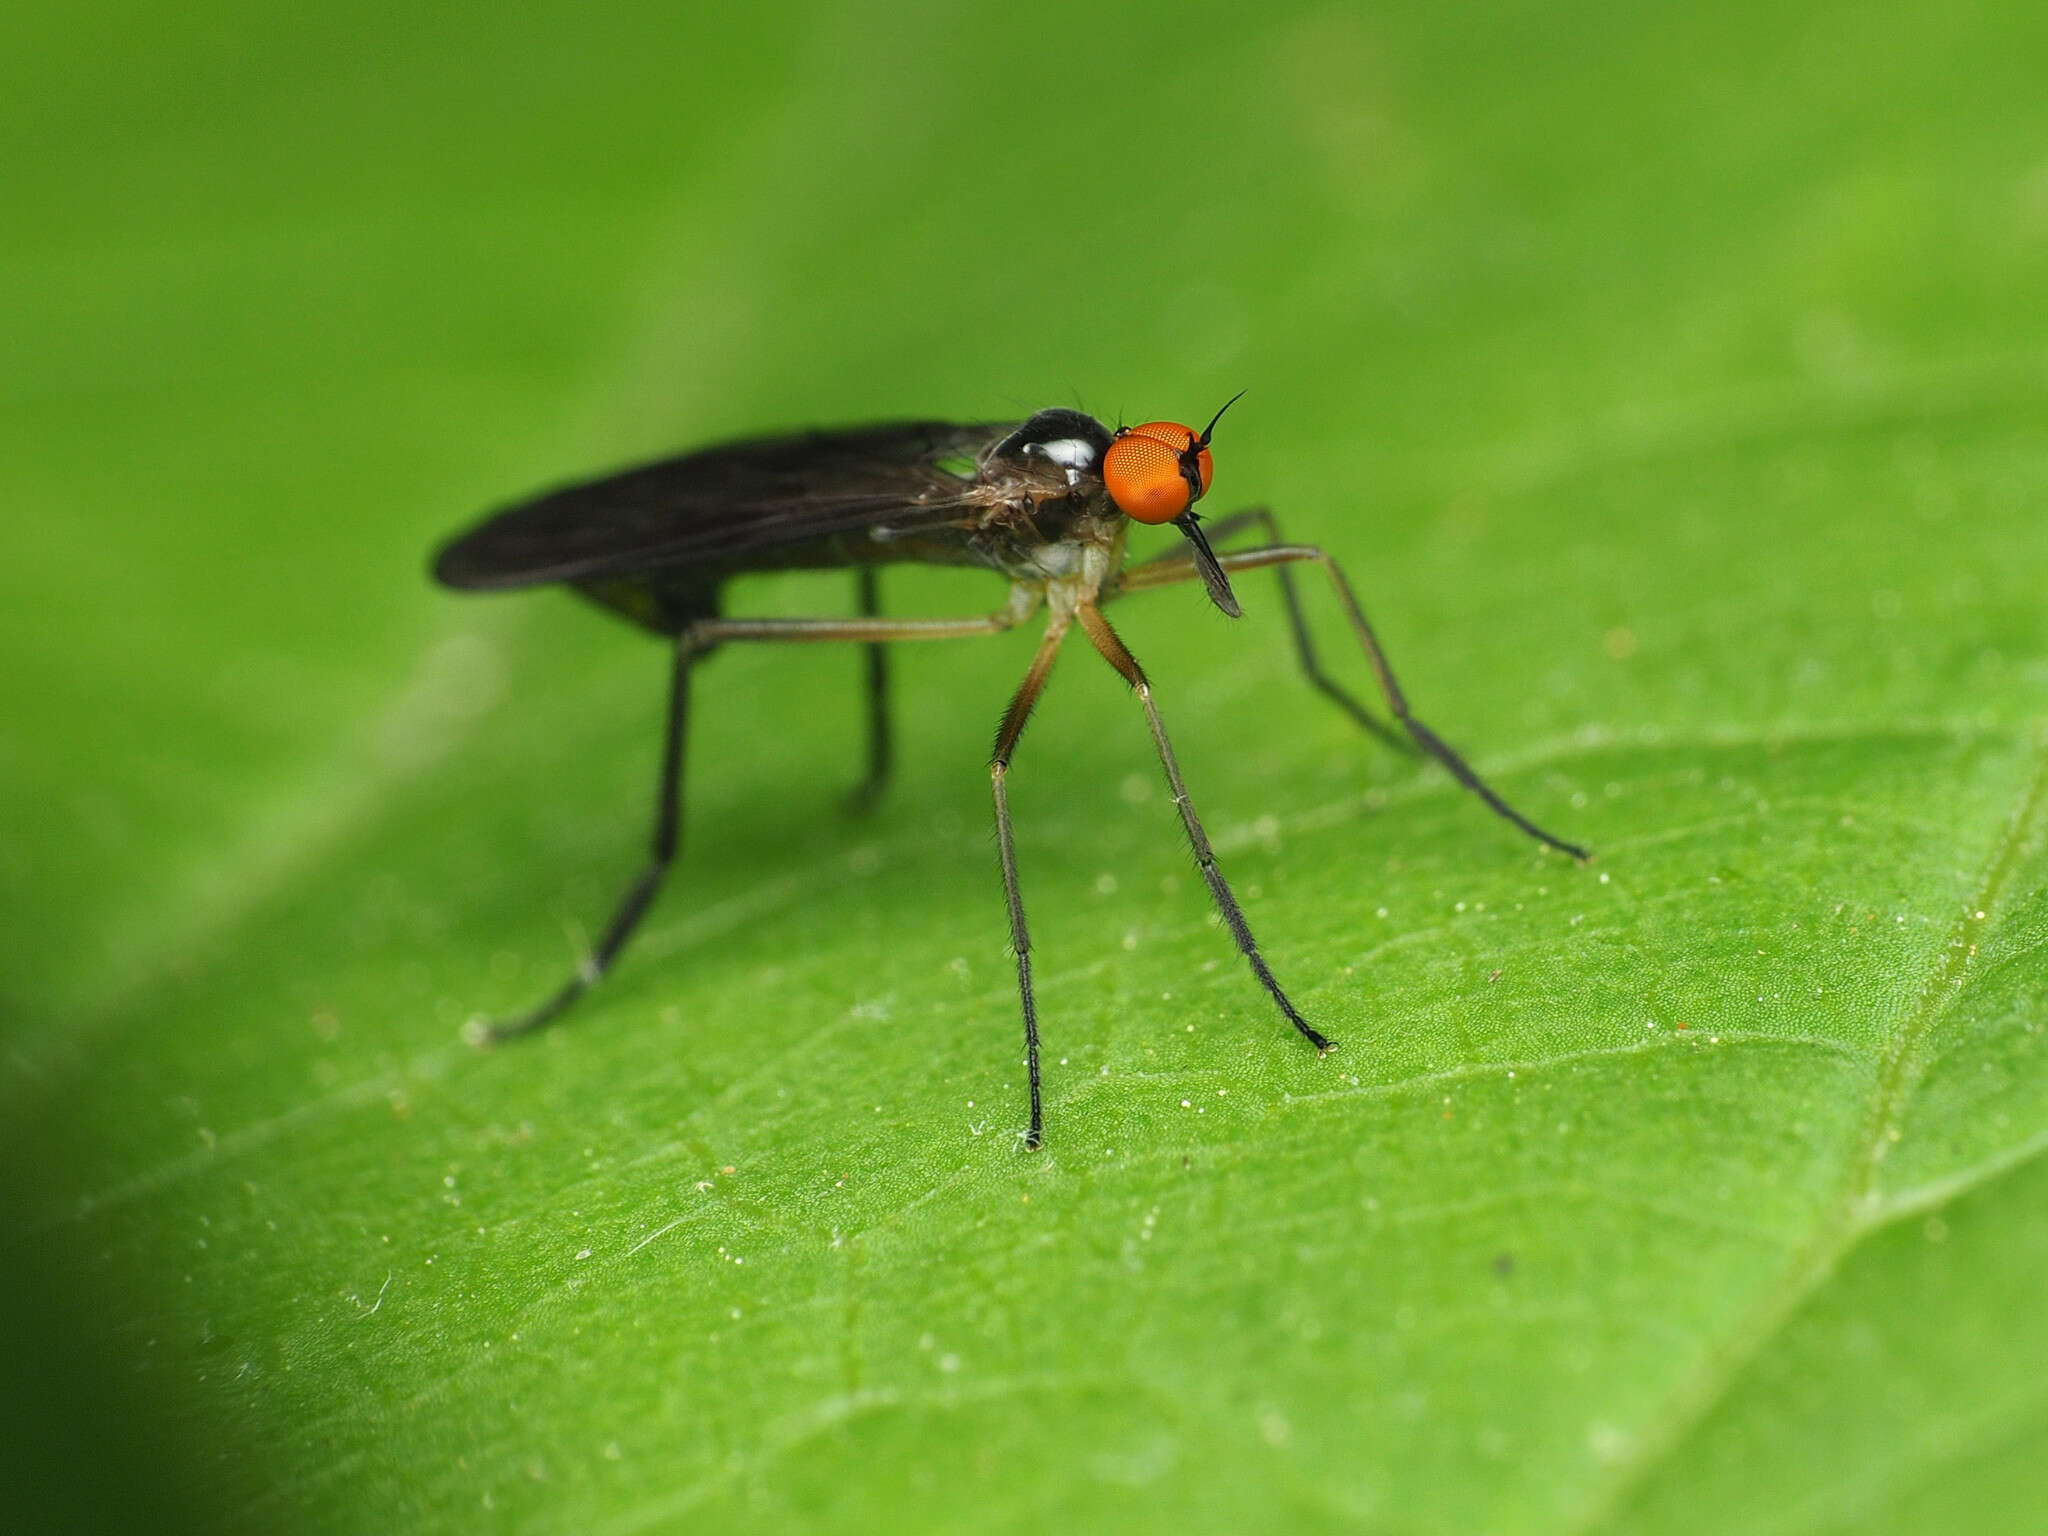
<box><xmin>433</xmin><ymin>420</ymin><xmax>1012</xmax><ymax>590</ymax></box>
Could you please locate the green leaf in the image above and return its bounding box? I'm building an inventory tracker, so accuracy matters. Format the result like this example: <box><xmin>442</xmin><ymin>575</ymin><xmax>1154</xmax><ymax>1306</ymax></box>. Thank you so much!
<box><xmin>7</xmin><ymin>3</ymin><xmax>2048</xmax><ymax>1532</ymax></box>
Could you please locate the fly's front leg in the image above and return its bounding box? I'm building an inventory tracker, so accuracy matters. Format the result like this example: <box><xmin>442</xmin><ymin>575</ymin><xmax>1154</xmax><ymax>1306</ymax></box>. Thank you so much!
<box><xmin>1116</xmin><ymin>508</ymin><xmax>1406</xmax><ymax>753</ymax></box>
<box><xmin>1135</xmin><ymin>541</ymin><xmax>1587</xmax><ymax>860</ymax></box>
<box><xmin>1075</xmin><ymin>603</ymin><xmax>1333</xmax><ymax>1056</ymax></box>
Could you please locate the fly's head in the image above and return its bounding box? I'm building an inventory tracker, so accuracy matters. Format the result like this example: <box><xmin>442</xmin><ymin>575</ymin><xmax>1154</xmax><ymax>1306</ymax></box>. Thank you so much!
<box><xmin>1101</xmin><ymin>392</ymin><xmax>1245</xmax><ymax>618</ymax></box>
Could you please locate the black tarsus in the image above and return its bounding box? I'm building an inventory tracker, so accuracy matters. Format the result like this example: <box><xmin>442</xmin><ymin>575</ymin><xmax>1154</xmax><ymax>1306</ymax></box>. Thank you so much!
<box><xmin>1321</xmin><ymin>560</ymin><xmax>1589</xmax><ymax>862</ymax></box>
<box><xmin>1191</xmin><ymin>530</ymin><xmax>1588</xmax><ymax>862</ymax></box>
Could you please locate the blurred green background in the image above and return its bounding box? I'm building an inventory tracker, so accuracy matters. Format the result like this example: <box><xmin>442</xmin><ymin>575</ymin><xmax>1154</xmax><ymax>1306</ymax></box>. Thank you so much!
<box><xmin>6</xmin><ymin>2</ymin><xmax>2048</xmax><ymax>1531</ymax></box>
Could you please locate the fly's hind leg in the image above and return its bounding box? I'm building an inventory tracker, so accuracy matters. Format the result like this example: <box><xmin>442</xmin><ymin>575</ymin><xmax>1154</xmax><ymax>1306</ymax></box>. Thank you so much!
<box><xmin>473</xmin><ymin>637</ymin><xmax>695</xmax><ymax>1043</ymax></box>
<box><xmin>467</xmin><ymin>596</ymin><xmax>1039</xmax><ymax>1047</ymax></box>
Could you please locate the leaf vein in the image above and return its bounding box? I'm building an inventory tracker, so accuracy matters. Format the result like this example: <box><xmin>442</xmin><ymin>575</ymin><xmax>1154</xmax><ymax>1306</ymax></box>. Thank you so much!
<box><xmin>1561</xmin><ymin>726</ymin><xmax>2048</xmax><ymax>1532</ymax></box>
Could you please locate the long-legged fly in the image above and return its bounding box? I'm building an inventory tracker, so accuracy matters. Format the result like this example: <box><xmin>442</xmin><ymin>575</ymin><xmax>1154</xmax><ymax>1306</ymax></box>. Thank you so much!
<box><xmin>433</xmin><ymin>397</ymin><xmax>1586</xmax><ymax>1148</ymax></box>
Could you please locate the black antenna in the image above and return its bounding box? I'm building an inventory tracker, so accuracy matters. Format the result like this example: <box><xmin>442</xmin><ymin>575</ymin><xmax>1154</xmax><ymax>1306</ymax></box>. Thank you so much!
<box><xmin>1196</xmin><ymin>389</ymin><xmax>1246</xmax><ymax>448</ymax></box>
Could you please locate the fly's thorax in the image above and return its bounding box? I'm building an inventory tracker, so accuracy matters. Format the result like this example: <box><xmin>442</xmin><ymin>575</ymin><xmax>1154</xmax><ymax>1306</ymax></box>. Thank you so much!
<box><xmin>1025</xmin><ymin>539</ymin><xmax>1091</xmax><ymax>581</ymax></box>
<box><xmin>980</xmin><ymin>482</ymin><xmax>1119</xmax><ymax>568</ymax></box>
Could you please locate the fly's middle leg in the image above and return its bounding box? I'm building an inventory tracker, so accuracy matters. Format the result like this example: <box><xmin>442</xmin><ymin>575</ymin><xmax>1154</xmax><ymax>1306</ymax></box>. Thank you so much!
<box><xmin>990</xmin><ymin>617</ymin><xmax>1071</xmax><ymax>1150</ymax></box>
<box><xmin>1075</xmin><ymin>602</ymin><xmax>1333</xmax><ymax>1056</ymax></box>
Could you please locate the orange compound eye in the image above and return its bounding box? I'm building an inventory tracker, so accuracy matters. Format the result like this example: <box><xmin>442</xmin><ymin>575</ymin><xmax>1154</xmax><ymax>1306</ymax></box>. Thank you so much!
<box><xmin>1103</xmin><ymin>422</ymin><xmax>1214</xmax><ymax>524</ymax></box>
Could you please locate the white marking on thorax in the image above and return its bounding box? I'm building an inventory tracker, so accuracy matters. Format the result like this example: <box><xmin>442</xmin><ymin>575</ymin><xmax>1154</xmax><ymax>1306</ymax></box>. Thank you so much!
<box><xmin>1029</xmin><ymin>437</ymin><xmax>1099</xmax><ymax>473</ymax></box>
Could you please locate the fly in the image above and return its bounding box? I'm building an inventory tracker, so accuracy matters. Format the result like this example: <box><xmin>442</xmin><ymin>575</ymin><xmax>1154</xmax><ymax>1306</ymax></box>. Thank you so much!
<box><xmin>432</xmin><ymin>397</ymin><xmax>1588</xmax><ymax>1149</ymax></box>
